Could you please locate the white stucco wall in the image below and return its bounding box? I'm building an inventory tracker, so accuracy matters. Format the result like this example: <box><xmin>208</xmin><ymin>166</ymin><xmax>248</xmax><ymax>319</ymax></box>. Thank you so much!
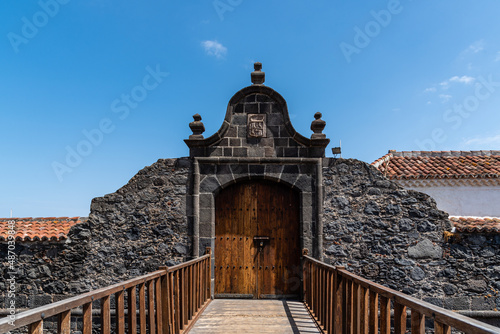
<box><xmin>408</xmin><ymin>185</ymin><xmax>500</xmax><ymax>217</ymax></box>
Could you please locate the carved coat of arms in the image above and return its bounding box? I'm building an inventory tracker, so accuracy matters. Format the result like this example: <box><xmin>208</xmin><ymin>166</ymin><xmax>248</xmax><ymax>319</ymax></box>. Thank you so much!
<box><xmin>247</xmin><ymin>114</ymin><xmax>266</xmax><ymax>138</ymax></box>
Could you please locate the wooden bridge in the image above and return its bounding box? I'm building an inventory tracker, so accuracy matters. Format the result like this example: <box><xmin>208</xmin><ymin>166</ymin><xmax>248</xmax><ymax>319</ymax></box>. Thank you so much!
<box><xmin>1</xmin><ymin>248</ymin><xmax>499</xmax><ymax>334</ymax></box>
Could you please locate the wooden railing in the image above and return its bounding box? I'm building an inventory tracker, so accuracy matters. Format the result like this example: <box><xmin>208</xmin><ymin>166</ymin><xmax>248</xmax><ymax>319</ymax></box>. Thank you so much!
<box><xmin>303</xmin><ymin>252</ymin><xmax>500</xmax><ymax>334</ymax></box>
<box><xmin>0</xmin><ymin>248</ymin><xmax>211</xmax><ymax>334</ymax></box>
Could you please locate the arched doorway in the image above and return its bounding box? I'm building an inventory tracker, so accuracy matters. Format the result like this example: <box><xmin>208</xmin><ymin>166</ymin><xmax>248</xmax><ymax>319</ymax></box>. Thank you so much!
<box><xmin>214</xmin><ymin>180</ymin><xmax>301</xmax><ymax>299</ymax></box>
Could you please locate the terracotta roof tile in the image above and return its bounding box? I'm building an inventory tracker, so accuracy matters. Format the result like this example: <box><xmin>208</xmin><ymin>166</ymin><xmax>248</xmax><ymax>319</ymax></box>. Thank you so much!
<box><xmin>0</xmin><ymin>217</ymin><xmax>85</xmax><ymax>242</ymax></box>
<box><xmin>450</xmin><ymin>216</ymin><xmax>500</xmax><ymax>233</ymax></box>
<box><xmin>371</xmin><ymin>150</ymin><xmax>500</xmax><ymax>180</ymax></box>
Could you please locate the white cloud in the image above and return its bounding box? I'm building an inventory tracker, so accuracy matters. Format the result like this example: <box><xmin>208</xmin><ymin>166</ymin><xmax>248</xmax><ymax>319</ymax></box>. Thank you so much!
<box><xmin>463</xmin><ymin>134</ymin><xmax>500</xmax><ymax>148</ymax></box>
<box><xmin>201</xmin><ymin>40</ymin><xmax>227</xmax><ymax>59</ymax></box>
<box><xmin>423</xmin><ymin>87</ymin><xmax>436</xmax><ymax>93</ymax></box>
<box><xmin>449</xmin><ymin>75</ymin><xmax>475</xmax><ymax>84</ymax></box>
<box><xmin>439</xmin><ymin>94</ymin><xmax>452</xmax><ymax>103</ymax></box>
<box><xmin>464</xmin><ymin>40</ymin><xmax>485</xmax><ymax>54</ymax></box>
<box><xmin>439</xmin><ymin>75</ymin><xmax>475</xmax><ymax>89</ymax></box>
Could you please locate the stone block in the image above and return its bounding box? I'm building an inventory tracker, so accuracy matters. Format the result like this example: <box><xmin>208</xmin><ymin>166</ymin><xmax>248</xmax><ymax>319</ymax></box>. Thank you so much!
<box><xmin>268</xmin><ymin>113</ymin><xmax>283</xmax><ymax>126</ymax></box>
<box><xmin>408</xmin><ymin>239</ymin><xmax>442</xmax><ymax>259</ymax></box>
<box><xmin>199</xmin><ymin>193</ymin><xmax>213</xmax><ymax>208</ymax></box>
<box><xmin>284</xmin><ymin>147</ymin><xmax>299</xmax><ymax>157</ymax></box>
<box><xmin>199</xmin><ymin>208</ymin><xmax>213</xmax><ymax>224</ymax></box>
<box><xmin>245</xmin><ymin>94</ymin><xmax>256</xmax><ymax>103</ymax></box>
<box><xmin>244</xmin><ymin>103</ymin><xmax>258</xmax><ymax>114</ymax></box>
<box><xmin>223</xmin><ymin>147</ymin><xmax>233</xmax><ymax>156</ymax></box>
<box><xmin>218</xmin><ymin>138</ymin><xmax>229</xmax><ymax>146</ymax></box>
<box><xmin>232</xmin><ymin>114</ymin><xmax>247</xmax><ymax>125</ymax></box>
<box><xmin>256</xmin><ymin>94</ymin><xmax>271</xmax><ymax>102</ymax></box>
<box><xmin>444</xmin><ymin>297</ymin><xmax>470</xmax><ymax>310</ymax></box>
<box><xmin>237</xmin><ymin>126</ymin><xmax>247</xmax><ymax>137</ymax></box>
<box><xmin>233</xmin><ymin>147</ymin><xmax>248</xmax><ymax>157</ymax></box>
<box><xmin>226</xmin><ymin>125</ymin><xmax>237</xmax><ymax>137</ymax></box>
<box><xmin>216</xmin><ymin>172</ymin><xmax>235</xmax><ymax>187</ymax></box>
<box><xmin>471</xmin><ymin>297</ymin><xmax>495</xmax><ymax>310</ymax></box>
<box><xmin>259</xmin><ymin>103</ymin><xmax>271</xmax><ymax>114</ymax></box>
<box><xmin>248</xmin><ymin>147</ymin><xmax>265</xmax><ymax>157</ymax></box>
<box><xmin>207</xmin><ymin>147</ymin><xmax>223</xmax><ymax>157</ymax></box>
<box><xmin>294</xmin><ymin>175</ymin><xmax>313</xmax><ymax>192</ymax></box>
<box><xmin>249</xmin><ymin>164</ymin><xmax>265</xmax><ymax>175</ymax></box>
<box><xmin>199</xmin><ymin>223</ymin><xmax>214</xmax><ymax>238</ymax></box>
<box><xmin>229</xmin><ymin>138</ymin><xmax>241</xmax><ymax>146</ymax></box>
<box><xmin>234</xmin><ymin>103</ymin><xmax>244</xmax><ymax>114</ymax></box>
<box><xmin>273</xmin><ymin>138</ymin><xmax>289</xmax><ymax>147</ymax></box>
<box><xmin>199</xmin><ymin>176</ymin><xmax>220</xmax><ymax>193</ymax></box>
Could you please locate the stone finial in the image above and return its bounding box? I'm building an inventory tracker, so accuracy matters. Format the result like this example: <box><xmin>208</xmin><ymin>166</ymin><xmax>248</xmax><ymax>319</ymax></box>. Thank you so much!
<box><xmin>189</xmin><ymin>113</ymin><xmax>205</xmax><ymax>139</ymax></box>
<box><xmin>251</xmin><ymin>62</ymin><xmax>265</xmax><ymax>85</ymax></box>
<box><xmin>310</xmin><ymin>112</ymin><xmax>326</xmax><ymax>139</ymax></box>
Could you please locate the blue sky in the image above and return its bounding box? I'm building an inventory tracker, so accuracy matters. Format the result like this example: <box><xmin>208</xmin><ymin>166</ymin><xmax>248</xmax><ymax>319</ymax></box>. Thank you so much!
<box><xmin>1</xmin><ymin>0</ymin><xmax>500</xmax><ymax>218</ymax></box>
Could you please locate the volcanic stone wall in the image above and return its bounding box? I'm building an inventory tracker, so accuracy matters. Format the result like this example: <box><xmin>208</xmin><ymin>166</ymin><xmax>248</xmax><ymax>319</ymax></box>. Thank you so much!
<box><xmin>322</xmin><ymin>158</ymin><xmax>500</xmax><ymax>313</ymax></box>
<box><xmin>0</xmin><ymin>158</ymin><xmax>192</xmax><ymax>309</ymax></box>
<box><xmin>2</xmin><ymin>156</ymin><xmax>500</xmax><ymax>317</ymax></box>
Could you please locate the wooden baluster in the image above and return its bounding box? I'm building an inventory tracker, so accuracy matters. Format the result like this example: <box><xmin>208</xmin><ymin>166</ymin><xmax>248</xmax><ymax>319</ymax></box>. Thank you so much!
<box><xmin>189</xmin><ymin>264</ymin><xmax>194</xmax><ymax>320</ymax></box>
<box><xmin>58</xmin><ymin>310</ymin><xmax>71</xmax><ymax>334</ymax></box>
<box><xmin>352</xmin><ymin>283</ymin><xmax>360</xmax><ymax>334</ymax></box>
<box><xmin>175</xmin><ymin>271</ymin><xmax>181</xmax><ymax>333</ymax></box>
<box><xmin>101</xmin><ymin>295</ymin><xmax>111</xmax><ymax>334</ymax></box>
<box><xmin>29</xmin><ymin>320</ymin><xmax>43</xmax><ymax>334</ymax></box>
<box><xmin>82</xmin><ymin>302</ymin><xmax>92</xmax><ymax>334</ymax></box>
<box><xmin>116</xmin><ymin>290</ymin><xmax>125</xmax><ymax>334</ymax></box>
<box><xmin>369</xmin><ymin>291</ymin><xmax>378</xmax><ymax>334</ymax></box>
<box><xmin>139</xmin><ymin>282</ymin><xmax>147</xmax><ymax>334</ymax></box>
<box><xmin>360</xmin><ymin>286</ymin><xmax>369</xmax><ymax>334</ymax></box>
<box><xmin>411</xmin><ymin>310</ymin><xmax>425</xmax><ymax>334</ymax></box>
<box><xmin>434</xmin><ymin>321</ymin><xmax>451</xmax><ymax>334</ymax></box>
<box><xmin>342</xmin><ymin>277</ymin><xmax>347</xmax><ymax>333</ymax></box>
<box><xmin>127</xmin><ymin>287</ymin><xmax>137</xmax><ymax>334</ymax></box>
<box><xmin>319</xmin><ymin>267</ymin><xmax>324</xmax><ymax>328</ymax></box>
<box><xmin>379</xmin><ymin>296</ymin><xmax>390</xmax><ymax>334</ymax></box>
<box><xmin>183</xmin><ymin>267</ymin><xmax>188</xmax><ymax>327</ymax></box>
<box><xmin>169</xmin><ymin>272</ymin><xmax>175</xmax><ymax>334</ymax></box>
<box><xmin>394</xmin><ymin>303</ymin><xmax>406</xmax><ymax>334</ymax></box>
<box><xmin>156</xmin><ymin>278</ymin><xmax>163</xmax><ymax>334</ymax></box>
<box><xmin>147</xmin><ymin>280</ymin><xmax>156</xmax><ymax>334</ymax></box>
<box><xmin>346</xmin><ymin>280</ymin><xmax>353</xmax><ymax>334</ymax></box>
<box><xmin>334</xmin><ymin>268</ymin><xmax>343</xmax><ymax>334</ymax></box>
<box><xmin>159</xmin><ymin>269</ymin><xmax>170</xmax><ymax>334</ymax></box>
<box><xmin>323</xmin><ymin>269</ymin><xmax>332</xmax><ymax>332</ymax></box>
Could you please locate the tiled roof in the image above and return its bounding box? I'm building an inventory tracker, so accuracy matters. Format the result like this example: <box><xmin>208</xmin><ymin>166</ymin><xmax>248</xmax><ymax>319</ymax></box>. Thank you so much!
<box><xmin>0</xmin><ymin>217</ymin><xmax>85</xmax><ymax>242</ymax></box>
<box><xmin>371</xmin><ymin>150</ymin><xmax>500</xmax><ymax>180</ymax></box>
<box><xmin>450</xmin><ymin>216</ymin><xmax>500</xmax><ymax>233</ymax></box>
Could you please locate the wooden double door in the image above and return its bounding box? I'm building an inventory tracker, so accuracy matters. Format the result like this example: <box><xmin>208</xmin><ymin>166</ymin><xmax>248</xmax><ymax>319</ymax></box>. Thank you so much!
<box><xmin>214</xmin><ymin>181</ymin><xmax>301</xmax><ymax>299</ymax></box>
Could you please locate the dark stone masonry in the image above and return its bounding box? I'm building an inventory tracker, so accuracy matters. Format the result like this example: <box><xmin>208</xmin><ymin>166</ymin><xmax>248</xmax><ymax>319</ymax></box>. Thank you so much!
<box><xmin>1</xmin><ymin>64</ymin><xmax>499</xmax><ymax>325</ymax></box>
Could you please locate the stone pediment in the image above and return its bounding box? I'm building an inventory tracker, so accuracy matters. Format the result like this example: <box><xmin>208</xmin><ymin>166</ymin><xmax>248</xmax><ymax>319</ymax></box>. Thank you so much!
<box><xmin>185</xmin><ymin>63</ymin><xmax>329</xmax><ymax>158</ymax></box>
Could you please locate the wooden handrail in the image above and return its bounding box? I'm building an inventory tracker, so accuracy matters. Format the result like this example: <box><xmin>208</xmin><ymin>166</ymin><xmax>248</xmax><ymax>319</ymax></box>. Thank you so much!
<box><xmin>0</xmin><ymin>249</ymin><xmax>212</xmax><ymax>334</ymax></box>
<box><xmin>302</xmin><ymin>254</ymin><xmax>500</xmax><ymax>334</ymax></box>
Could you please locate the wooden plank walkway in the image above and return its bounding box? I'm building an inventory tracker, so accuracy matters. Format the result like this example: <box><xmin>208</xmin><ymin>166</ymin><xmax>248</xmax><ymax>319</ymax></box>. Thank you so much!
<box><xmin>188</xmin><ymin>299</ymin><xmax>322</xmax><ymax>333</ymax></box>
